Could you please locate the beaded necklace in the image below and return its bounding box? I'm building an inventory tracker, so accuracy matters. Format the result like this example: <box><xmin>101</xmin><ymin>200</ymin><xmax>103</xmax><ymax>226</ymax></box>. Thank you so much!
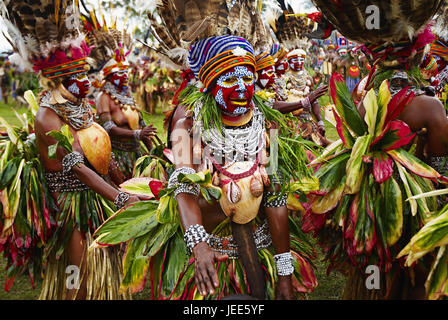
<box><xmin>193</xmin><ymin>100</ymin><xmax>265</xmax><ymax>170</ymax></box>
<box><xmin>40</xmin><ymin>91</ymin><xmax>93</xmax><ymax>130</ymax></box>
<box><xmin>102</xmin><ymin>81</ymin><xmax>136</xmax><ymax>110</ymax></box>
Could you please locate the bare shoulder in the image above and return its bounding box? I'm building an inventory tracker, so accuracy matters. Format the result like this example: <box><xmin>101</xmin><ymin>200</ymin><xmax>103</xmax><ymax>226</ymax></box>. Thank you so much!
<box><xmin>96</xmin><ymin>91</ymin><xmax>111</xmax><ymax>113</ymax></box>
<box><xmin>171</xmin><ymin>104</ymin><xmax>193</xmax><ymax>131</ymax></box>
<box><xmin>35</xmin><ymin>106</ymin><xmax>63</xmax><ymax>134</ymax></box>
<box><xmin>410</xmin><ymin>94</ymin><xmax>446</xmax><ymax>121</ymax></box>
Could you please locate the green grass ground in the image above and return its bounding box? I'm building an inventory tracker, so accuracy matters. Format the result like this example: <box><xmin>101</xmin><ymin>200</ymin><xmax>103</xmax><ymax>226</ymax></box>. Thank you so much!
<box><xmin>0</xmin><ymin>95</ymin><xmax>345</xmax><ymax>300</ymax></box>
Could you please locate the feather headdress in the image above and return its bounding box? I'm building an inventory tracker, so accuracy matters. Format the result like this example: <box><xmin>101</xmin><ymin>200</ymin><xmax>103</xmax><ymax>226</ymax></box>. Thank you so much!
<box><xmin>0</xmin><ymin>0</ymin><xmax>90</xmax><ymax>79</ymax></box>
<box><xmin>266</xmin><ymin>0</ymin><xmax>313</xmax><ymax>51</ymax></box>
<box><xmin>80</xmin><ymin>2</ymin><xmax>134</xmax><ymax>78</ymax></box>
<box><xmin>143</xmin><ymin>0</ymin><xmax>270</xmax><ymax>70</ymax></box>
<box><xmin>432</xmin><ymin>0</ymin><xmax>448</xmax><ymax>42</ymax></box>
<box><xmin>311</xmin><ymin>0</ymin><xmax>443</xmax><ymax>45</ymax></box>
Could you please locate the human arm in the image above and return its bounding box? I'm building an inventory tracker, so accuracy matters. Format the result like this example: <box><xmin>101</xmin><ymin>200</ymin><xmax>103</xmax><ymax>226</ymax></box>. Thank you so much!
<box><xmin>35</xmin><ymin>108</ymin><xmax>145</xmax><ymax>205</ymax></box>
<box><xmin>264</xmin><ymin>181</ymin><xmax>295</xmax><ymax>300</ymax></box>
<box><xmin>170</xmin><ymin>106</ymin><xmax>227</xmax><ymax>296</ymax></box>
<box><xmin>272</xmin><ymin>85</ymin><xmax>328</xmax><ymax>114</ymax></box>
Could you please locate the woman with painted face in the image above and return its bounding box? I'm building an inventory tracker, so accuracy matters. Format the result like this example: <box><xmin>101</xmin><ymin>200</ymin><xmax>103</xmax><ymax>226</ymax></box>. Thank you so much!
<box><xmin>96</xmin><ymin>59</ymin><xmax>158</xmax><ymax>182</ymax></box>
<box><xmin>82</xmin><ymin>10</ymin><xmax>158</xmax><ymax>182</ymax></box>
<box><xmin>0</xmin><ymin>1</ymin><xmax>150</xmax><ymax>299</ymax></box>
<box><xmin>255</xmin><ymin>51</ymin><xmax>329</xmax><ymax>136</ymax></box>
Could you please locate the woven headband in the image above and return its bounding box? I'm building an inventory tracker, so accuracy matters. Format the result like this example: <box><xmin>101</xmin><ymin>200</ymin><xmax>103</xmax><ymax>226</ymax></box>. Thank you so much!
<box><xmin>199</xmin><ymin>49</ymin><xmax>255</xmax><ymax>89</ymax></box>
<box><xmin>255</xmin><ymin>53</ymin><xmax>275</xmax><ymax>71</ymax></box>
<box><xmin>41</xmin><ymin>58</ymin><xmax>89</xmax><ymax>79</ymax></box>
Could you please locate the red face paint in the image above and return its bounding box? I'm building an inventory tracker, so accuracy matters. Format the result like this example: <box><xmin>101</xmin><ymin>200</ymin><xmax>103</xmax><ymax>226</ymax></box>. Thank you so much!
<box><xmin>288</xmin><ymin>55</ymin><xmax>305</xmax><ymax>72</ymax></box>
<box><xmin>109</xmin><ymin>71</ymin><xmax>129</xmax><ymax>90</ymax></box>
<box><xmin>64</xmin><ymin>73</ymin><xmax>91</xmax><ymax>99</ymax></box>
<box><xmin>211</xmin><ymin>66</ymin><xmax>255</xmax><ymax>117</ymax></box>
<box><xmin>275</xmin><ymin>57</ymin><xmax>289</xmax><ymax>76</ymax></box>
<box><xmin>257</xmin><ymin>66</ymin><xmax>276</xmax><ymax>89</ymax></box>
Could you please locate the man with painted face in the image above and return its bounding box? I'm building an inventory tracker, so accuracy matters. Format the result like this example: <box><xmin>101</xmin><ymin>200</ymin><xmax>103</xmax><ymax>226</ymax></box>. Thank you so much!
<box><xmin>96</xmin><ymin>53</ymin><xmax>158</xmax><ymax>181</ymax></box>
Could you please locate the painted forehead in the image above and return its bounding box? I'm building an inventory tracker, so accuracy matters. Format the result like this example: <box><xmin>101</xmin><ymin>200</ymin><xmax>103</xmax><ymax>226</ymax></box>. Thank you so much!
<box><xmin>216</xmin><ymin>66</ymin><xmax>254</xmax><ymax>85</ymax></box>
<box><xmin>261</xmin><ymin>66</ymin><xmax>275</xmax><ymax>72</ymax></box>
<box><xmin>69</xmin><ymin>72</ymin><xmax>88</xmax><ymax>80</ymax></box>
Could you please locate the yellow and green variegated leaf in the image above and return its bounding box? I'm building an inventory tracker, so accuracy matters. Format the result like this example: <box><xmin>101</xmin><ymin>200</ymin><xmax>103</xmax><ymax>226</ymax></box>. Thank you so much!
<box><xmin>403</xmin><ymin>171</ymin><xmax>431</xmax><ymax>220</ymax></box>
<box><xmin>0</xmin><ymin>116</ymin><xmax>20</xmax><ymax>146</ymax></box>
<box><xmin>380</xmin><ymin>176</ymin><xmax>403</xmax><ymax>246</ymax></box>
<box><xmin>309</xmin><ymin>139</ymin><xmax>343</xmax><ymax>166</ymax></box>
<box><xmin>24</xmin><ymin>90</ymin><xmax>39</xmax><ymax>116</ymax></box>
<box><xmin>92</xmin><ymin>200</ymin><xmax>159</xmax><ymax>247</ymax></box>
<box><xmin>288</xmin><ymin>175</ymin><xmax>320</xmax><ymax>194</ymax></box>
<box><xmin>398</xmin><ymin>208</ymin><xmax>448</xmax><ymax>265</ymax></box>
<box><xmin>407</xmin><ymin>189</ymin><xmax>448</xmax><ymax>201</ymax></box>
<box><xmin>120</xmin><ymin>177</ymin><xmax>156</xmax><ymax>198</ymax></box>
<box><xmin>60</xmin><ymin>124</ymin><xmax>74</xmax><ymax>147</ymax></box>
<box><xmin>0</xmin><ymin>141</ymin><xmax>14</xmax><ymax>170</ymax></box>
<box><xmin>396</xmin><ymin>162</ymin><xmax>418</xmax><ymax>216</ymax></box>
<box><xmin>311</xmin><ymin>176</ymin><xmax>346</xmax><ymax>214</ymax></box>
<box><xmin>425</xmin><ymin>246</ymin><xmax>448</xmax><ymax>300</ymax></box>
<box><xmin>156</xmin><ymin>194</ymin><xmax>178</xmax><ymax>224</ymax></box>
<box><xmin>388</xmin><ymin>149</ymin><xmax>441</xmax><ymax>181</ymax></box>
<box><xmin>363</xmin><ymin>89</ymin><xmax>379</xmax><ymax>137</ymax></box>
<box><xmin>121</xmin><ymin>234</ymin><xmax>151</xmax><ymax>294</ymax></box>
<box><xmin>345</xmin><ymin>135</ymin><xmax>372</xmax><ymax>194</ymax></box>
<box><xmin>179</xmin><ymin>171</ymin><xmax>208</xmax><ymax>184</ymax></box>
<box><xmin>375</xmin><ymin>80</ymin><xmax>391</xmax><ymax>136</ymax></box>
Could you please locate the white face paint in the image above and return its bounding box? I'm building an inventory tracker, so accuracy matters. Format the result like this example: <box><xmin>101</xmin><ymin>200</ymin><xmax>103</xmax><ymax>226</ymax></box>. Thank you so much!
<box><xmin>212</xmin><ymin>66</ymin><xmax>255</xmax><ymax>115</ymax></box>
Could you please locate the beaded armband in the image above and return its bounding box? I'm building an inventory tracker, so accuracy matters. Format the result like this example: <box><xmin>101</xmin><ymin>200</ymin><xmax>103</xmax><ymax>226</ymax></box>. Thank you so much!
<box><xmin>62</xmin><ymin>152</ymin><xmax>84</xmax><ymax>173</ymax></box>
<box><xmin>133</xmin><ymin>129</ymin><xmax>142</xmax><ymax>141</ymax></box>
<box><xmin>262</xmin><ymin>172</ymin><xmax>287</xmax><ymax>207</ymax></box>
<box><xmin>184</xmin><ymin>224</ymin><xmax>210</xmax><ymax>254</ymax></box>
<box><xmin>114</xmin><ymin>191</ymin><xmax>131</xmax><ymax>209</ymax></box>
<box><xmin>103</xmin><ymin>120</ymin><xmax>117</xmax><ymax>133</ymax></box>
<box><xmin>168</xmin><ymin>167</ymin><xmax>200</xmax><ymax>198</ymax></box>
<box><xmin>263</xmin><ymin>191</ymin><xmax>287</xmax><ymax>207</ymax></box>
<box><xmin>301</xmin><ymin>96</ymin><xmax>311</xmax><ymax>111</ymax></box>
<box><xmin>274</xmin><ymin>252</ymin><xmax>294</xmax><ymax>276</ymax></box>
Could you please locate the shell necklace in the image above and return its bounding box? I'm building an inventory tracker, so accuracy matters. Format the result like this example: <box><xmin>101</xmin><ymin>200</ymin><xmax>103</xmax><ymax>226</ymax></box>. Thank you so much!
<box><xmin>103</xmin><ymin>82</ymin><xmax>136</xmax><ymax>110</ymax></box>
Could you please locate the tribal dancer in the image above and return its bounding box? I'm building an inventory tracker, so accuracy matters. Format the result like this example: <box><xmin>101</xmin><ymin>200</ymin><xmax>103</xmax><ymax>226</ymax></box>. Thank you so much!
<box><xmin>268</xmin><ymin>2</ymin><xmax>329</xmax><ymax>146</ymax></box>
<box><xmin>254</xmin><ymin>51</ymin><xmax>328</xmax><ymax>137</ymax></box>
<box><xmin>0</xmin><ymin>0</ymin><xmax>149</xmax><ymax>299</ymax></box>
<box><xmin>307</xmin><ymin>0</ymin><xmax>447</xmax><ymax>300</ymax></box>
<box><xmin>81</xmin><ymin>8</ymin><xmax>158</xmax><ymax>181</ymax></box>
<box><xmin>91</xmin><ymin>0</ymin><xmax>319</xmax><ymax>300</ymax></box>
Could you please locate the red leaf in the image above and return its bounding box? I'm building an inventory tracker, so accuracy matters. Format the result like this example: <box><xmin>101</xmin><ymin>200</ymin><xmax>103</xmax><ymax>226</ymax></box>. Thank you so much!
<box><xmin>371</xmin><ymin>120</ymin><xmax>416</xmax><ymax>151</ymax></box>
<box><xmin>384</xmin><ymin>87</ymin><xmax>415</xmax><ymax>125</ymax></box>
<box><xmin>149</xmin><ymin>180</ymin><xmax>165</xmax><ymax>200</ymax></box>
<box><xmin>301</xmin><ymin>202</ymin><xmax>327</xmax><ymax>234</ymax></box>
<box><xmin>330</xmin><ymin>73</ymin><xmax>345</xmax><ymax>105</ymax></box>
<box><xmin>332</xmin><ymin>108</ymin><xmax>354</xmax><ymax>148</ymax></box>
<box><xmin>4</xmin><ymin>275</ymin><xmax>16</xmax><ymax>292</ymax></box>
<box><xmin>372</xmin><ymin>153</ymin><xmax>394</xmax><ymax>184</ymax></box>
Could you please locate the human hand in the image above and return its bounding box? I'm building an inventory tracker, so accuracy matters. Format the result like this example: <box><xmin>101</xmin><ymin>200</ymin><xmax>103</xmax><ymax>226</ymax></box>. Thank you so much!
<box><xmin>308</xmin><ymin>85</ymin><xmax>328</xmax><ymax>104</ymax></box>
<box><xmin>193</xmin><ymin>242</ymin><xmax>228</xmax><ymax>296</ymax></box>
<box><xmin>140</xmin><ymin>125</ymin><xmax>157</xmax><ymax>139</ymax></box>
<box><xmin>317</xmin><ymin>120</ymin><xmax>326</xmax><ymax>135</ymax></box>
